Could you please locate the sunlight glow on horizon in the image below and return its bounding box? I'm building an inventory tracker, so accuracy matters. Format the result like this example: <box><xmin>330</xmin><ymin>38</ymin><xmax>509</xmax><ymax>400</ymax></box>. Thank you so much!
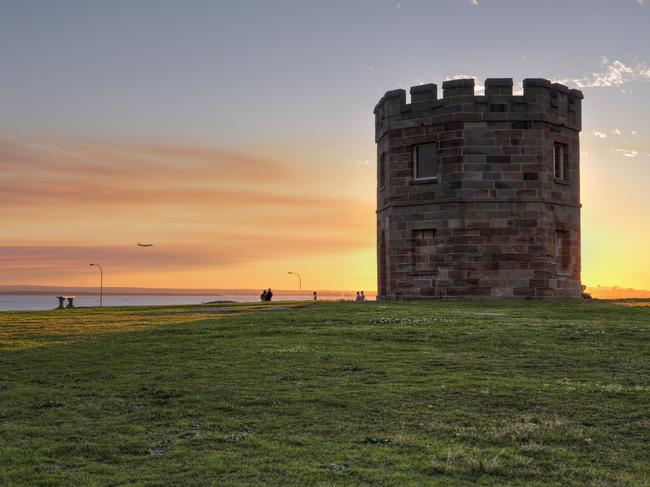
<box><xmin>2</xmin><ymin>133</ymin><xmax>650</xmax><ymax>292</ymax></box>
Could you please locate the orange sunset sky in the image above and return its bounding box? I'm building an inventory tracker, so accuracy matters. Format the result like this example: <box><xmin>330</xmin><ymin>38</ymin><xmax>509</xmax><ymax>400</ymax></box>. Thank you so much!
<box><xmin>1</xmin><ymin>1</ymin><xmax>649</xmax><ymax>292</ymax></box>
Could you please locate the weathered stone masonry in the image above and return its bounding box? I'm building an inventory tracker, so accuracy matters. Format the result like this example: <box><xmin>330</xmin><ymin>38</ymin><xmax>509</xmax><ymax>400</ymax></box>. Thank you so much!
<box><xmin>375</xmin><ymin>78</ymin><xmax>583</xmax><ymax>298</ymax></box>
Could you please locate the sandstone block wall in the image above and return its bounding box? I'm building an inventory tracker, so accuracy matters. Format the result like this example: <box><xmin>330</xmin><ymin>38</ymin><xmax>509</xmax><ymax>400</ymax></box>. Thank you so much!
<box><xmin>375</xmin><ymin>78</ymin><xmax>583</xmax><ymax>299</ymax></box>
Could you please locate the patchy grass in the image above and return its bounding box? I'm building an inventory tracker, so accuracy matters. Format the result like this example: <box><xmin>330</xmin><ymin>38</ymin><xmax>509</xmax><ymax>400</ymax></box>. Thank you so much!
<box><xmin>0</xmin><ymin>300</ymin><xmax>648</xmax><ymax>485</ymax></box>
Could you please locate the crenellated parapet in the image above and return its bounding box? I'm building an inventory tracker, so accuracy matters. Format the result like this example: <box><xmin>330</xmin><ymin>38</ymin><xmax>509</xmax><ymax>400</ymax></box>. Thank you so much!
<box><xmin>374</xmin><ymin>78</ymin><xmax>583</xmax><ymax>142</ymax></box>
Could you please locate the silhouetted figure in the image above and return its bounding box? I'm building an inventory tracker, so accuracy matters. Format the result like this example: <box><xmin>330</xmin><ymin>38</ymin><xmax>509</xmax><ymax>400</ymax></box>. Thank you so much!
<box><xmin>266</xmin><ymin>288</ymin><xmax>273</xmax><ymax>301</ymax></box>
<box><xmin>313</xmin><ymin>291</ymin><xmax>317</xmax><ymax>301</ymax></box>
<box><xmin>355</xmin><ymin>291</ymin><xmax>361</xmax><ymax>302</ymax></box>
<box><xmin>260</xmin><ymin>290</ymin><xmax>268</xmax><ymax>301</ymax></box>
<box><xmin>360</xmin><ymin>291</ymin><xmax>366</xmax><ymax>302</ymax></box>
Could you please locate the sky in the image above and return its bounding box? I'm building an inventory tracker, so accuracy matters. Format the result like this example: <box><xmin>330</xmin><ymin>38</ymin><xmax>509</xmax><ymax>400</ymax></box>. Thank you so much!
<box><xmin>1</xmin><ymin>0</ymin><xmax>649</xmax><ymax>291</ymax></box>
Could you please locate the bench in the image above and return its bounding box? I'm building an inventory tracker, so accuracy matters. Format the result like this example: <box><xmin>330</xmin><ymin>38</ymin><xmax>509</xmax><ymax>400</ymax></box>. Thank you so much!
<box><xmin>56</xmin><ymin>296</ymin><xmax>76</xmax><ymax>309</ymax></box>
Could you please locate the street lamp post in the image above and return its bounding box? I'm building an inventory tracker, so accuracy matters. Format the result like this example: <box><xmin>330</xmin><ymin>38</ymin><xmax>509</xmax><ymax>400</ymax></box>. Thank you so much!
<box><xmin>287</xmin><ymin>271</ymin><xmax>302</xmax><ymax>293</ymax></box>
<box><xmin>89</xmin><ymin>263</ymin><xmax>103</xmax><ymax>307</ymax></box>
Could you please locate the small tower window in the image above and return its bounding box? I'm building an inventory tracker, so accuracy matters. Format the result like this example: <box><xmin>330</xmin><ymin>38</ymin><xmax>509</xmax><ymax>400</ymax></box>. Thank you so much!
<box><xmin>555</xmin><ymin>230</ymin><xmax>571</xmax><ymax>273</ymax></box>
<box><xmin>554</xmin><ymin>142</ymin><xmax>569</xmax><ymax>181</ymax></box>
<box><xmin>413</xmin><ymin>143</ymin><xmax>437</xmax><ymax>180</ymax></box>
<box><xmin>489</xmin><ymin>104</ymin><xmax>508</xmax><ymax>112</ymax></box>
<box><xmin>413</xmin><ymin>229</ymin><xmax>436</xmax><ymax>271</ymax></box>
<box><xmin>379</xmin><ymin>228</ymin><xmax>387</xmax><ymax>296</ymax></box>
<box><xmin>379</xmin><ymin>152</ymin><xmax>386</xmax><ymax>189</ymax></box>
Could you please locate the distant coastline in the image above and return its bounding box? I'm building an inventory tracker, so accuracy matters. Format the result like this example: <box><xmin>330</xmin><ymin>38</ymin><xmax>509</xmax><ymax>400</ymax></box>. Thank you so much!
<box><xmin>2</xmin><ymin>285</ymin><xmax>648</xmax><ymax>299</ymax></box>
<box><xmin>584</xmin><ymin>286</ymin><xmax>650</xmax><ymax>300</ymax></box>
<box><xmin>0</xmin><ymin>285</ymin><xmax>375</xmax><ymax>297</ymax></box>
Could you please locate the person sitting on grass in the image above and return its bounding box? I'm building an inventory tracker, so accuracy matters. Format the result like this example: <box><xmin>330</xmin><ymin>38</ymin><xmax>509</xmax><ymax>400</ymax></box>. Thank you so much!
<box><xmin>355</xmin><ymin>292</ymin><xmax>361</xmax><ymax>302</ymax></box>
<box><xmin>260</xmin><ymin>289</ymin><xmax>268</xmax><ymax>301</ymax></box>
<box><xmin>266</xmin><ymin>288</ymin><xmax>273</xmax><ymax>302</ymax></box>
<box><xmin>360</xmin><ymin>291</ymin><xmax>366</xmax><ymax>302</ymax></box>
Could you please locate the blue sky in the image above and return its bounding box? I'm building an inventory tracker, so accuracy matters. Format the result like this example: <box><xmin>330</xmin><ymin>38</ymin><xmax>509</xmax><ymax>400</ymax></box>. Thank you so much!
<box><xmin>2</xmin><ymin>1</ymin><xmax>648</xmax><ymax>142</ymax></box>
<box><xmin>1</xmin><ymin>0</ymin><xmax>649</xmax><ymax>290</ymax></box>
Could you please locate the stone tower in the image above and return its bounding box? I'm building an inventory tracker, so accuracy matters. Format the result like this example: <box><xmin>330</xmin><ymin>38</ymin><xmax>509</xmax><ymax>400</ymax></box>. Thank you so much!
<box><xmin>374</xmin><ymin>78</ymin><xmax>583</xmax><ymax>299</ymax></box>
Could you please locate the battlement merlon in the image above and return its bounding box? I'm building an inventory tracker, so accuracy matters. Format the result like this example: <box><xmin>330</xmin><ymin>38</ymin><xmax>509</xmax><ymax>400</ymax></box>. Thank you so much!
<box><xmin>374</xmin><ymin>77</ymin><xmax>583</xmax><ymax>142</ymax></box>
<box><xmin>485</xmin><ymin>78</ymin><xmax>513</xmax><ymax>96</ymax></box>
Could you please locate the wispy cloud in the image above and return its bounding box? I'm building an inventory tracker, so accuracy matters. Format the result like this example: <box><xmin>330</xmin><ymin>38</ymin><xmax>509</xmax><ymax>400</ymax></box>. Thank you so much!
<box><xmin>346</xmin><ymin>158</ymin><xmax>370</xmax><ymax>165</ymax></box>
<box><xmin>0</xmin><ymin>223</ymin><xmax>374</xmax><ymax>282</ymax></box>
<box><xmin>0</xmin><ymin>141</ymin><xmax>291</xmax><ymax>183</ymax></box>
<box><xmin>590</xmin><ymin>128</ymin><xmax>637</xmax><ymax>139</ymax></box>
<box><xmin>612</xmin><ymin>148</ymin><xmax>639</xmax><ymax>158</ymax></box>
<box><xmin>0</xmin><ymin>140</ymin><xmax>372</xmax><ymax>211</ymax></box>
<box><xmin>445</xmin><ymin>57</ymin><xmax>649</xmax><ymax>95</ymax></box>
<box><xmin>0</xmin><ymin>139</ymin><xmax>375</xmax><ymax>283</ymax></box>
<box><xmin>556</xmin><ymin>57</ymin><xmax>650</xmax><ymax>89</ymax></box>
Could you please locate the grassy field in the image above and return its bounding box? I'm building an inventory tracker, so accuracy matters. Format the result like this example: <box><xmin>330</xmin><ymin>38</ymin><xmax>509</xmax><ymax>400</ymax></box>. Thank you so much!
<box><xmin>0</xmin><ymin>300</ymin><xmax>649</xmax><ymax>486</ymax></box>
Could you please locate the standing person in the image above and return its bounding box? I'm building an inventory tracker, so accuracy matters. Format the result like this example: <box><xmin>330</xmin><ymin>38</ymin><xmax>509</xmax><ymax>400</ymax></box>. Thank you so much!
<box><xmin>260</xmin><ymin>289</ymin><xmax>268</xmax><ymax>301</ymax></box>
<box><xmin>266</xmin><ymin>288</ymin><xmax>273</xmax><ymax>302</ymax></box>
<box><xmin>313</xmin><ymin>291</ymin><xmax>317</xmax><ymax>301</ymax></box>
<box><xmin>360</xmin><ymin>291</ymin><xmax>366</xmax><ymax>302</ymax></box>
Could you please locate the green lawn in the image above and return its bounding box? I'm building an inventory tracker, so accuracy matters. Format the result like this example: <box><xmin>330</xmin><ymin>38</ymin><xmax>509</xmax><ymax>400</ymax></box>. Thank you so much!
<box><xmin>1</xmin><ymin>300</ymin><xmax>649</xmax><ymax>486</ymax></box>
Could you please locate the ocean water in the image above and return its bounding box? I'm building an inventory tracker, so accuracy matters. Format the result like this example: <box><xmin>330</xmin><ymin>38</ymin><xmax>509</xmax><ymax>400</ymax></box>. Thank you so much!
<box><xmin>0</xmin><ymin>294</ymin><xmax>345</xmax><ymax>312</ymax></box>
